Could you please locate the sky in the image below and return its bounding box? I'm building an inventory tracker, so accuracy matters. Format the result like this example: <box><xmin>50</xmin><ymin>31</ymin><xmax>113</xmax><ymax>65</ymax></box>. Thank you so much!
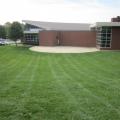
<box><xmin>0</xmin><ymin>0</ymin><xmax>120</xmax><ymax>24</ymax></box>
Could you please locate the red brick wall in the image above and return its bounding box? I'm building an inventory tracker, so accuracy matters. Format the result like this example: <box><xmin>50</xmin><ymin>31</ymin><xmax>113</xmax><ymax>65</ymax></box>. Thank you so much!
<box><xmin>39</xmin><ymin>31</ymin><xmax>96</xmax><ymax>47</ymax></box>
<box><xmin>60</xmin><ymin>31</ymin><xmax>96</xmax><ymax>47</ymax></box>
<box><xmin>111</xmin><ymin>28</ymin><xmax>120</xmax><ymax>50</ymax></box>
<box><xmin>39</xmin><ymin>31</ymin><xmax>58</xmax><ymax>46</ymax></box>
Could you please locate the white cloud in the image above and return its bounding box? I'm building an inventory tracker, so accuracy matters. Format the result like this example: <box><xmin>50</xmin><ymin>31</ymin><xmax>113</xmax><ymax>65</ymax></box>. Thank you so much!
<box><xmin>0</xmin><ymin>0</ymin><xmax>120</xmax><ymax>24</ymax></box>
<box><xmin>28</xmin><ymin>0</ymin><xmax>65</xmax><ymax>4</ymax></box>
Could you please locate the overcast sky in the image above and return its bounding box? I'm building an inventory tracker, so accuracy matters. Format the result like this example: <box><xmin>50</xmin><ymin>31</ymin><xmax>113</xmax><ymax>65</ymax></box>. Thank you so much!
<box><xmin>0</xmin><ymin>0</ymin><xmax>120</xmax><ymax>24</ymax></box>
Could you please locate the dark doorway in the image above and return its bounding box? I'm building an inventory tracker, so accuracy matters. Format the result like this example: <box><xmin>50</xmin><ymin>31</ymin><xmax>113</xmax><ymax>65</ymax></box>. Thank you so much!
<box><xmin>57</xmin><ymin>32</ymin><xmax>62</xmax><ymax>46</ymax></box>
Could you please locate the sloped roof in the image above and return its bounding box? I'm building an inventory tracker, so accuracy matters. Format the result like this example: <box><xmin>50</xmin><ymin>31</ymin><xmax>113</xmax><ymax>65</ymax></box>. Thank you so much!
<box><xmin>22</xmin><ymin>20</ymin><xmax>90</xmax><ymax>31</ymax></box>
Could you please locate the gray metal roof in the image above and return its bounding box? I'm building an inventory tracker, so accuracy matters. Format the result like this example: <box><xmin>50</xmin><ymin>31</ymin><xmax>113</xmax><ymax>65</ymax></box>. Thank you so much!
<box><xmin>90</xmin><ymin>22</ymin><xmax>120</xmax><ymax>27</ymax></box>
<box><xmin>22</xmin><ymin>20</ymin><xmax>90</xmax><ymax>31</ymax></box>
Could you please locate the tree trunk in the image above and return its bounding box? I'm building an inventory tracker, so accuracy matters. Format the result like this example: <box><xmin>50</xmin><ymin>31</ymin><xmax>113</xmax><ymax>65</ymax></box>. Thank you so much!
<box><xmin>15</xmin><ymin>41</ymin><xmax>17</xmax><ymax>47</ymax></box>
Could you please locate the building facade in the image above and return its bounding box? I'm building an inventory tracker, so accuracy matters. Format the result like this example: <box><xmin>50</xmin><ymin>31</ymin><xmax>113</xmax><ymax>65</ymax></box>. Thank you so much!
<box><xmin>23</xmin><ymin>16</ymin><xmax>120</xmax><ymax>50</ymax></box>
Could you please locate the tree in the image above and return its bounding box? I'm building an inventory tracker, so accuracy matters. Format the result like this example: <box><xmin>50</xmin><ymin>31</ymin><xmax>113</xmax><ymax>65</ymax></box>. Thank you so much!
<box><xmin>4</xmin><ymin>22</ymin><xmax>11</xmax><ymax>38</ymax></box>
<box><xmin>9</xmin><ymin>22</ymin><xmax>23</xmax><ymax>46</ymax></box>
<box><xmin>0</xmin><ymin>25</ymin><xmax>6</xmax><ymax>39</ymax></box>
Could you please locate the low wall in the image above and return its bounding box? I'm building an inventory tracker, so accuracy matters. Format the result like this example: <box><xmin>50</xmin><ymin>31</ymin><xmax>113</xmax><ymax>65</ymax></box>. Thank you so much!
<box><xmin>39</xmin><ymin>31</ymin><xmax>58</xmax><ymax>46</ymax></box>
<box><xmin>60</xmin><ymin>31</ymin><xmax>96</xmax><ymax>47</ymax></box>
<box><xmin>39</xmin><ymin>31</ymin><xmax>96</xmax><ymax>47</ymax></box>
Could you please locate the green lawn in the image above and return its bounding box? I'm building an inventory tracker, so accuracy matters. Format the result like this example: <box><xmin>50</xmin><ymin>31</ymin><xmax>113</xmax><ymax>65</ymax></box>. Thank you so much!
<box><xmin>0</xmin><ymin>46</ymin><xmax>120</xmax><ymax>120</ymax></box>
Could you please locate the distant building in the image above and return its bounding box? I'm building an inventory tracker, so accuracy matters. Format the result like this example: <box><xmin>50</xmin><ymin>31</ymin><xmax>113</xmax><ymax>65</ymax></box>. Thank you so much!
<box><xmin>23</xmin><ymin>16</ymin><xmax>120</xmax><ymax>50</ymax></box>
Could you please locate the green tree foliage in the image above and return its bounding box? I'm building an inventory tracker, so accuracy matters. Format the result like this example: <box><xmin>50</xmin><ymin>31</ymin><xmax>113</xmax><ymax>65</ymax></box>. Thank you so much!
<box><xmin>4</xmin><ymin>22</ymin><xmax>11</xmax><ymax>38</ymax></box>
<box><xmin>0</xmin><ymin>25</ymin><xmax>6</xmax><ymax>39</ymax></box>
<box><xmin>21</xmin><ymin>23</ymin><xmax>25</xmax><ymax>30</ymax></box>
<box><xmin>9</xmin><ymin>22</ymin><xmax>23</xmax><ymax>46</ymax></box>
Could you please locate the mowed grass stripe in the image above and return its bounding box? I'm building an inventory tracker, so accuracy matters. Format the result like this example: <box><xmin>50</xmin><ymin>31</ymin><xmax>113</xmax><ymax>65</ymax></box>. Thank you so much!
<box><xmin>48</xmin><ymin>54</ymin><xmax>95</xmax><ymax>120</ymax></box>
<box><xmin>0</xmin><ymin>51</ymin><xmax>36</xmax><ymax>96</ymax></box>
<box><xmin>58</xmin><ymin>54</ymin><xmax>120</xmax><ymax>119</ymax></box>
<box><xmin>12</xmin><ymin>56</ymin><xmax>41</xmax><ymax>120</ymax></box>
<box><xmin>66</xmin><ymin>53</ymin><xmax>120</xmax><ymax>96</ymax></box>
<box><xmin>60</xmin><ymin>54</ymin><xmax>120</xmax><ymax>118</ymax></box>
<box><xmin>0</xmin><ymin>50</ymin><xmax>30</xmax><ymax>73</ymax></box>
<box><xmin>0</xmin><ymin>46</ymin><xmax>12</xmax><ymax>60</ymax></box>
<box><xmin>0</xmin><ymin>48</ymin><xmax>35</xmax><ymax>91</ymax></box>
<box><xmin>63</xmin><ymin>53</ymin><xmax>120</xmax><ymax>113</ymax></box>
<box><xmin>69</xmin><ymin>52</ymin><xmax>120</xmax><ymax>81</ymax></box>
<box><xmin>0</xmin><ymin>46</ymin><xmax>120</xmax><ymax>120</ymax></box>
<box><xmin>66</xmin><ymin>53</ymin><xmax>120</xmax><ymax>90</ymax></box>
<box><xmin>0</xmin><ymin>50</ymin><xmax>41</xmax><ymax>119</ymax></box>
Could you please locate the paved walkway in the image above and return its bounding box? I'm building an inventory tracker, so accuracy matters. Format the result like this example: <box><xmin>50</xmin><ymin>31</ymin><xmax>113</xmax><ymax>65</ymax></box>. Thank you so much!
<box><xmin>30</xmin><ymin>46</ymin><xmax>99</xmax><ymax>53</ymax></box>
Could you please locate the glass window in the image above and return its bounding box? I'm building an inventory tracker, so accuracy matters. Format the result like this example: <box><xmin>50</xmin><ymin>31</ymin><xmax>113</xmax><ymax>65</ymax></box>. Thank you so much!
<box><xmin>96</xmin><ymin>27</ymin><xmax>112</xmax><ymax>48</ymax></box>
<box><xmin>24</xmin><ymin>34</ymin><xmax>39</xmax><ymax>45</ymax></box>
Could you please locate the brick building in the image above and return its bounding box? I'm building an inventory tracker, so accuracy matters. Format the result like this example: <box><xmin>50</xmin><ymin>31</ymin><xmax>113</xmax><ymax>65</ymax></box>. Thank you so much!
<box><xmin>23</xmin><ymin>16</ymin><xmax>120</xmax><ymax>50</ymax></box>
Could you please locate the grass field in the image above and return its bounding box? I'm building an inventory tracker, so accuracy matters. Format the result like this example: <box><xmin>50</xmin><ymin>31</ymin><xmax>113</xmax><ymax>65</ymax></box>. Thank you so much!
<box><xmin>0</xmin><ymin>46</ymin><xmax>120</xmax><ymax>120</ymax></box>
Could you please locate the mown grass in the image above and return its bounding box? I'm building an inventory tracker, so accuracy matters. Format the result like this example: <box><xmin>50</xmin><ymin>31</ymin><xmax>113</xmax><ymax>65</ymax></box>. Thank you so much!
<box><xmin>0</xmin><ymin>46</ymin><xmax>120</xmax><ymax>120</ymax></box>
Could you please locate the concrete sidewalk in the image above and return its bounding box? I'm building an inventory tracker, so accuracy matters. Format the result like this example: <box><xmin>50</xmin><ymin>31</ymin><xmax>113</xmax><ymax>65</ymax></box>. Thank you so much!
<box><xmin>29</xmin><ymin>46</ymin><xmax>99</xmax><ymax>53</ymax></box>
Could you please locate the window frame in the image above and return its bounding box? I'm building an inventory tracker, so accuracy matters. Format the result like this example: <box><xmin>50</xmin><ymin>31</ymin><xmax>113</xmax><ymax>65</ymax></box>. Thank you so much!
<box><xmin>96</xmin><ymin>27</ymin><xmax>112</xmax><ymax>48</ymax></box>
